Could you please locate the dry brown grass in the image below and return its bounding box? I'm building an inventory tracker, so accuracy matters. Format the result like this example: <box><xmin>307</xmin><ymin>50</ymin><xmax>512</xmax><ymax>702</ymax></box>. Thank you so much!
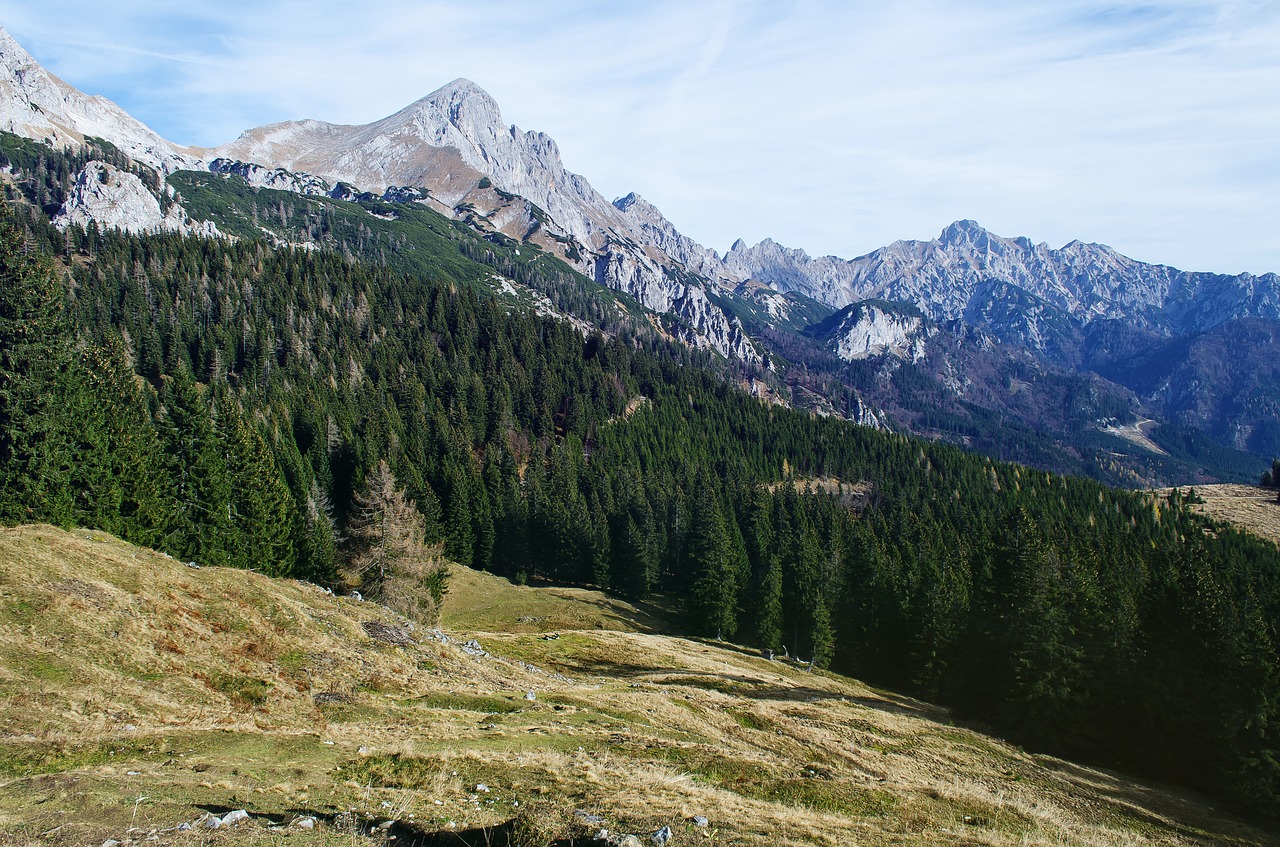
<box><xmin>0</xmin><ymin>525</ymin><xmax>1273</xmax><ymax>847</ymax></box>
<box><xmin>1159</xmin><ymin>483</ymin><xmax>1280</xmax><ymax>545</ymax></box>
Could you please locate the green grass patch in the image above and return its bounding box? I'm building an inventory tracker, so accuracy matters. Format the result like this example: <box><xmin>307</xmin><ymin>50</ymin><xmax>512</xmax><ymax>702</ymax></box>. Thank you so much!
<box><xmin>406</xmin><ymin>691</ymin><xmax>527</xmax><ymax>713</ymax></box>
<box><xmin>0</xmin><ymin>738</ymin><xmax>156</xmax><ymax>777</ymax></box>
<box><xmin>641</xmin><ymin>747</ymin><xmax>895</xmax><ymax>819</ymax></box>
<box><xmin>726</xmin><ymin>707</ymin><xmax>773</xmax><ymax>731</ymax></box>
<box><xmin>14</xmin><ymin>653</ymin><xmax>75</xmax><ymax>683</ymax></box>
<box><xmin>674</xmin><ymin>675</ymin><xmax>748</xmax><ymax>695</ymax></box>
<box><xmin>205</xmin><ymin>671</ymin><xmax>273</xmax><ymax>706</ymax></box>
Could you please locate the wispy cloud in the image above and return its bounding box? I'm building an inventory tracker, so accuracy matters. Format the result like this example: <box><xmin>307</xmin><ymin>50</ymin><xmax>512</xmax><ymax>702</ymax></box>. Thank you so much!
<box><xmin>2</xmin><ymin>0</ymin><xmax>1277</xmax><ymax>272</ymax></box>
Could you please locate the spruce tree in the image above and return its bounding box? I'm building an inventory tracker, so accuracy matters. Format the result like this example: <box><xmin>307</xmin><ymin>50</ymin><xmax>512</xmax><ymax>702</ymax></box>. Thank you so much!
<box><xmin>0</xmin><ymin>207</ymin><xmax>75</xmax><ymax>524</ymax></box>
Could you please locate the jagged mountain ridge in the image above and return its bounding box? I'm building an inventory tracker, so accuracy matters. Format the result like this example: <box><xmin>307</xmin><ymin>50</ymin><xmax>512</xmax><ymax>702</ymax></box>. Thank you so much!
<box><xmin>726</xmin><ymin>219</ymin><xmax>1280</xmax><ymax>339</ymax></box>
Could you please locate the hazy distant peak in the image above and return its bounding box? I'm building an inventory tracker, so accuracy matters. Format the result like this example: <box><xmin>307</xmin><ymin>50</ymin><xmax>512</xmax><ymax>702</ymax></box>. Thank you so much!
<box><xmin>938</xmin><ymin>219</ymin><xmax>991</xmax><ymax>246</ymax></box>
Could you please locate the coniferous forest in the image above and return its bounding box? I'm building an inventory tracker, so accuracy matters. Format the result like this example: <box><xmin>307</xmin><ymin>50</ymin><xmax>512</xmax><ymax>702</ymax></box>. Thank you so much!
<box><xmin>2</xmin><ymin>154</ymin><xmax>1279</xmax><ymax>823</ymax></box>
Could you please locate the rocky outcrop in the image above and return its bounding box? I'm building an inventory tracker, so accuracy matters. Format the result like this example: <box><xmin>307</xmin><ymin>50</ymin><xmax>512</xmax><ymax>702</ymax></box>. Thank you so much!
<box><xmin>206</xmin><ymin>158</ymin><xmax>331</xmax><ymax>195</ymax></box>
<box><xmin>53</xmin><ymin>161</ymin><xmax>218</xmax><ymax>238</ymax></box>
<box><xmin>807</xmin><ymin>301</ymin><xmax>931</xmax><ymax>363</ymax></box>
<box><xmin>0</xmin><ymin>28</ymin><xmax>198</xmax><ymax>173</ymax></box>
<box><xmin>612</xmin><ymin>192</ymin><xmax>732</xmax><ymax>284</ymax></box>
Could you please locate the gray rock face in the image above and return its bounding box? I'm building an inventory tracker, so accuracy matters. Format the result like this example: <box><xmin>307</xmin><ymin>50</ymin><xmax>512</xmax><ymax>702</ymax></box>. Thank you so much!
<box><xmin>53</xmin><ymin>161</ymin><xmax>218</xmax><ymax>238</ymax></box>
<box><xmin>0</xmin><ymin>28</ymin><xmax>198</xmax><ymax>174</ymax></box>
<box><xmin>810</xmin><ymin>302</ymin><xmax>931</xmax><ymax>363</ymax></box>
<box><xmin>613</xmin><ymin>192</ymin><xmax>732</xmax><ymax>284</ymax></box>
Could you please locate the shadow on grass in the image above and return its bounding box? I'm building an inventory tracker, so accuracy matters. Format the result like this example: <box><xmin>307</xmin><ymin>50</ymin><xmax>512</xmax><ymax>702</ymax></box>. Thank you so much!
<box><xmin>197</xmin><ymin>805</ymin><xmax>588</xmax><ymax>846</ymax></box>
<box><xmin>1030</xmin><ymin>759</ymin><xmax>1279</xmax><ymax>843</ymax></box>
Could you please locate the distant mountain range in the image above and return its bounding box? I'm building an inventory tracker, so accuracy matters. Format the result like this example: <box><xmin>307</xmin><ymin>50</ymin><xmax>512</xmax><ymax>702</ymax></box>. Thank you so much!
<box><xmin>1</xmin><ymin>26</ymin><xmax>1274</xmax><ymax>485</ymax></box>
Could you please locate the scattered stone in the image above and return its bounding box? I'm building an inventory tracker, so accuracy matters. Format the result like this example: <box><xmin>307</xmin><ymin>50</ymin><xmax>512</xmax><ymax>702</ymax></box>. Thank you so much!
<box><xmin>524</xmin><ymin>690</ymin><xmax>537</xmax><ymax>701</ymax></box>
<box><xmin>651</xmin><ymin>825</ymin><xmax>673</xmax><ymax>845</ymax></box>
<box><xmin>574</xmin><ymin>809</ymin><xmax>606</xmax><ymax>825</ymax></box>
<box><xmin>374</xmin><ymin>820</ymin><xmax>394</xmax><ymax>831</ymax></box>
<box><xmin>126</xmin><ymin>770</ymin><xmax>140</xmax><ymax>776</ymax></box>
<box><xmin>123</xmin><ymin>724</ymin><xmax>137</xmax><ymax>731</ymax></box>
<box><xmin>295</xmin><ymin>816</ymin><xmax>316</xmax><ymax>830</ymax></box>
<box><xmin>349</xmin><ymin>590</ymin><xmax>363</xmax><ymax>601</ymax></box>
<box><xmin>102</xmin><ymin>840</ymin><xmax>120</xmax><ymax>847</ymax></box>
<box><xmin>362</xmin><ymin>620</ymin><xmax>415</xmax><ymax>645</ymax></box>
<box><xmin>175</xmin><ymin>823</ymin><xmax>191</xmax><ymax>832</ymax></box>
<box><xmin>358</xmin><ymin>746</ymin><xmax>371</xmax><ymax>755</ymax></box>
<box><xmin>619</xmin><ymin>836</ymin><xmax>644</xmax><ymax>847</ymax></box>
<box><xmin>516</xmin><ymin>615</ymin><xmax>544</xmax><ymax>623</ymax></box>
<box><xmin>186</xmin><ymin>562</ymin><xmax>200</xmax><ymax>569</ymax></box>
<box><xmin>194</xmin><ymin>812</ymin><xmax>221</xmax><ymax>829</ymax></box>
<box><xmin>475</xmin><ymin>783</ymin><xmax>490</xmax><ymax>793</ymax></box>
<box><xmin>461</xmin><ymin>639</ymin><xmax>489</xmax><ymax>657</ymax></box>
<box><xmin>221</xmin><ymin>810</ymin><xmax>250</xmax><ymax>826</ymax></box>
<box><xmin>689</xmin><ymin>815</ymin><xmax>709</xmax><ymax>828</ymax></box>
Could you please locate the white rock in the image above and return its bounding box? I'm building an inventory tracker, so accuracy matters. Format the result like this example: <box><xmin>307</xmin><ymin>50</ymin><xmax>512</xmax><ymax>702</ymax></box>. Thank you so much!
<box><xmin>53</xmin><ymin>161</ymin><xmax>219</xmax><ymax>239</ymax></box>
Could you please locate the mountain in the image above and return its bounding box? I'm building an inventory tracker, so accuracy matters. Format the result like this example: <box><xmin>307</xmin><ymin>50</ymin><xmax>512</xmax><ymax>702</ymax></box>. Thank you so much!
<box><xmin>805</xmin><ymin>299</ymin><xmax>931</xmax><ymax>363</ymax></box>
<box><xmin>726</xmin><ymin>219</ymin><xmax>1280</xmax><ymax>340</ymax></box>
<box><xmin>0</xmin><ymin>25</ymin><xmax>1274</xmax><ymax>484</ymax></box>
<box><xmin>5</xmin><ymin>50</ymin><xmax>1280</xmax><ymax>828</ymax></box>
<box><xmin>207</xmin><ymin>77</ymin><xmax>760</xmax><ymax>363</ymax></box>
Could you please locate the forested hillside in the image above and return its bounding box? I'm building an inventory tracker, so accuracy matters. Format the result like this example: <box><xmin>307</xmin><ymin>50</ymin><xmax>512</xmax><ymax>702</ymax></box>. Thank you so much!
<box><xmin>2</xmin><ymin>170</ymin><xmax>1279</xmax><ymax>825</ymax></box>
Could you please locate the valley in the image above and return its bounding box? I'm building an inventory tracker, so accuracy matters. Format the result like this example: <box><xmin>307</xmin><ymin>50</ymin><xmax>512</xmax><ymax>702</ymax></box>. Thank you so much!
<box><xmin>0</xmin><ymin>20</ymin><xmax>1278</xmax><ymax>847</ymax></box>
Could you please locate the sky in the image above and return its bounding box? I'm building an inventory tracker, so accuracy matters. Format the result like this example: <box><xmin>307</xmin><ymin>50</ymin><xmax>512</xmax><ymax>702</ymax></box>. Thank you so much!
<box><xmin>2</xmin><ymin>1</ymin><xmax>1278</xmax><ymax>274</ymax></box>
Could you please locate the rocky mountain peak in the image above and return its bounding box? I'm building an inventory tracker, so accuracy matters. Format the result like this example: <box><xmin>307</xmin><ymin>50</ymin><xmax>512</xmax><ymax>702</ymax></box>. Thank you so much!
<box><xmin>612</xmin><ymin>191</ymin><xmax>651</xmax><ymax>214</ymax></box>
<box><xmin>938</xmin><ymin>219</ymin><xmax>992</xmax><ymax>247</ymax></box>
<box><xmin>0</xmin><ymin>27</ymin><xmax>33</xmax><ymax>73</ymax></box>
<box><xmin>399</xmin><ymin>77</ymin><xmax>504</xmax><ymax>136</ymax></box>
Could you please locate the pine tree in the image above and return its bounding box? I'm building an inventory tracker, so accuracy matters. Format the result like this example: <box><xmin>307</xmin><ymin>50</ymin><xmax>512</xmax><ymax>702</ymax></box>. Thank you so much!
<box><xmin>300</xmin><ymin>478</ymin><xmax>339</xmax><ymax>582</ymax></box>
<box><xmin>754</xmin><ymin>552</ymin><xmax>784</xmax><ymax>652</ymax></box>
<box><xmin>157</xmin><ymin>370</ymin><xmax>232</xmax><ymax>564</ymax></box>
<box><xmin>686</xmin><ymin>480</ymin><xmax>737</xmax><ymax>638</ymax></box>
<box><xmin>223</xmin><ymin>402</ymin><xmax>299</xmax><ymax>576</ymax></box>
<box><xmin>0</xmin><ymin>207</ymin><xmax>76</xmax><ymax>524</ymax></box>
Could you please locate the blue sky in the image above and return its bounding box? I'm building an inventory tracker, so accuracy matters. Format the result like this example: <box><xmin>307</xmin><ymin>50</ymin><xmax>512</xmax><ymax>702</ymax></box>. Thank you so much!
<box><xmin>3</xmin><ymin>1</ymin><xmax>1278</xmax><ymax>273</ymax></box>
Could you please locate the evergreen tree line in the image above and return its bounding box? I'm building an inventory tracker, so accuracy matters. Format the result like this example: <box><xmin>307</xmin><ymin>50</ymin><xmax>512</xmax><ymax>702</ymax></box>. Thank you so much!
<box><xmin>2</xmin><ymin>204</ymin><xmax>1279</xmax><ymax>820</ymax></box>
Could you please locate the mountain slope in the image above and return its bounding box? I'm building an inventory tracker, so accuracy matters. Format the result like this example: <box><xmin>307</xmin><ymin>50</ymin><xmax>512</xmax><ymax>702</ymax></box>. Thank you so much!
<box><xmin>208</xmin><ymin>78</ymin><xmax>760</xmax><ymax>363</ymax></box>
<box><xmin>0</xmin><ymin>524</ymin><xmax>1272</xmax><ymax>847</ymax></box>
<box><xmin>0</xmin><ymin>28</ymin><xmax>196</xmax><ymax>173</ymax></box>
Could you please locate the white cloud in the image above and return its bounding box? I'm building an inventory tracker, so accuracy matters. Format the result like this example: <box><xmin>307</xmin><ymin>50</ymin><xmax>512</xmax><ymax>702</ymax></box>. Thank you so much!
<box><xmin>2</xmin><ymin>0</ymin><xmax>1278</xmax><ymax>272</ymax></box>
